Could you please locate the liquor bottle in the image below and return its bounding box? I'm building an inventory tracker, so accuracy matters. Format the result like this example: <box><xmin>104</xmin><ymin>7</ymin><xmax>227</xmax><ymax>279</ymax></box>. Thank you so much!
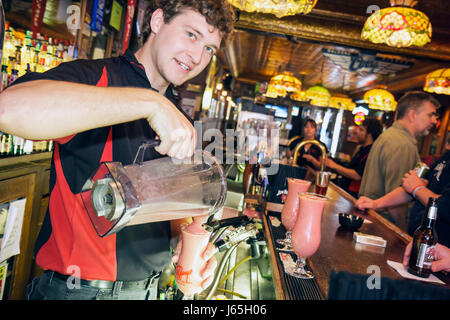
<box><xmin>12</xmin><ymin>136</ymin><xmax>24</xmax><ymax>156</ymax></box>
<box><xmin>250</xmin><ymin>162</ymin><xmax>259</xmax><ymax>195</ymax></box>
<box><xmin>0</xmin><ymin>132</ymin><xmax>7</xmax><ymax>157</ymax></box>
<box><xmin>2</xmin><ymin>25</ymin><xmax>17</xmax><ymax>68</ymax></box>
<box><xmin>9</xmin><ymin>68</ymin><xmax>18</xmax><ymax>85</ymax></box>
<box><xmin>39</xmin><ymin>44</ymin><xmax>48</xmax><ymax>71</ymax></box>
<box><xmin>14</xmin><ymin>44</ymin><xmax>22</xmax><ymax>69</ymax></box>
<box><xmin>21</xmin><ymin>32</ymin><xmax>33</xmax><ymax>76</ymax></box>
<box><xmin>250</xmin><ymin>152</ymin><xmax>262</xmax><ymax>195</ymax></box>
<box><xmin>23</xmin><ymin>139</ymin><xmax>34</xmax><ymax>155</ymax></box>
<box><xmin>46</xmin><ymin>38</ymin><xmax>54</xmax><ymax>68</ymax></box>
<box><xmin>407</xmin><ymin>197</ymin><xmax>438</xmax><ymax>278</ymax></box>
<box><xmin>7</xmin><ymin>56</ymin><xmax>15</xmax><ymax>75</ymax></box>
<box><xmin>47</xmin><ymin>140</ymin><xmax>54</xmax><ymax>152</ymax></box>
<box><xmin>260</xmin><ymin>166</ymin><xmax>269</xmax><ymax>200</ymax></box>
<box><xmin>1</xmin><ymin>65</ymin><xmax>8</xmax><ymax>92</ymax></box>
<box><xmin>6</xmin><ymin>134</ymin><xmax>13</xmax><ymax>156</ymax></box>
<box><xmin>32</xmin><ymin>47</ymin><xmax>39</xmax><ymax>72</ymax></box>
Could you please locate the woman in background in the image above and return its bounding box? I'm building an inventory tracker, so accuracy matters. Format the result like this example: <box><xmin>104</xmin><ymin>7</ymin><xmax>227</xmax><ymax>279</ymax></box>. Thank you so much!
<box><xmin>288</xmin><ymin>118</ymin><xmax>328</xmax><ymax>169</ymax></box>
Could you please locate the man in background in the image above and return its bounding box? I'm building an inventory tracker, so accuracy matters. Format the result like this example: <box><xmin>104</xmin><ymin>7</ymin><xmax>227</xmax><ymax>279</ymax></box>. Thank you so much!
<box><xmin>356</xmin><ymin>133</ymin><xmax>450</xmax><ymax>247</ymax></box>
<box><xmin>325</xmin><ymin>117</ymin><xmax>383</xmax><ymax>197</ymax></box>
<box><xmin>359</xmin><ymin>91</ymin><xmax>439</xmax><ymax>230</ymax></box>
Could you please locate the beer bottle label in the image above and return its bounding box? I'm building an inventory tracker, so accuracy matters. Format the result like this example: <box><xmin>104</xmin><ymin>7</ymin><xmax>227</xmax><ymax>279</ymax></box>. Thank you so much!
<box><xmin>427</xmin><ymin>206</ymin><xmax>437</xmax><ymax>220</ymax></box>
<box><xmin>416</xmin><ymin>244</ymin><xmax>436</xmax><ymax>269</ymax></box>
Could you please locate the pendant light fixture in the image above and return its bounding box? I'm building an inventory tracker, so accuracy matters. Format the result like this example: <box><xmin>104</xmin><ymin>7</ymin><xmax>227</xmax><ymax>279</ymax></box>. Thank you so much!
<box><xmin>361</xmin><ymin>0</ymin><xmax>431</xmax><ymax>48</ymax></box>
<box><xmin>424</xmin><ymin>68</ymin><xmax>450</xmax><ymax>95</ymax></box>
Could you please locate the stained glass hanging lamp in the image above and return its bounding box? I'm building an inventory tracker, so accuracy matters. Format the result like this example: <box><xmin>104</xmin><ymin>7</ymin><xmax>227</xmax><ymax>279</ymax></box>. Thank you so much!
<box><xmin>305</xmin><ymin>83</ymin><xmax>331</xmax><ymax>107</ymax></box>
<box><xmin>228</xmin><ymin>0</ymin><xmax>318</xmax><ymax>18</ymax></box>
<box><xmin>265</xmin><ymin>71</ymin><xmax>302</xmax><ymax>98</ymax></box>
<box><xmin>363</xmin><ymin>86</ymin><xmax>397</xmax><ymax>112</ymax></box>
<box><xmin>424</xmin><ymin>68</ymin><xmax>450</xmax><ymax>95</ymax></box>
<box><xmin>361</xmin><ymin>0</ymin><xmax>431</xmax><ymax>48</ymax></box>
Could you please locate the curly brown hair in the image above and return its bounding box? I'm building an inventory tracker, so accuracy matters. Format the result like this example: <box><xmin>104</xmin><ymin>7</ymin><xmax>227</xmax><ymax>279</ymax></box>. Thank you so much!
<box><xmin>141</xmin><ymin>0</ymin><xmax>235</xmax><ymax>45</ymax></box>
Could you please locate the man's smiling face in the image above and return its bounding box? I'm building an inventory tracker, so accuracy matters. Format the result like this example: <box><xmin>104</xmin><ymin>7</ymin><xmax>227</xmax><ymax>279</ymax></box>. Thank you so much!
<box><xmin>150</xmin><ymin>8</ymin><xmax>222</xmax><ymax>88</ymax></box>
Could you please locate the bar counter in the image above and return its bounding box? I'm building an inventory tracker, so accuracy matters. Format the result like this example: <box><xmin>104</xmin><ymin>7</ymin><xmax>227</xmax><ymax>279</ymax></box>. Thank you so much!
<box><xmin>260</xmin><ymin>182</ymin><xmax>450</xmax><ymax>300</ymax></box>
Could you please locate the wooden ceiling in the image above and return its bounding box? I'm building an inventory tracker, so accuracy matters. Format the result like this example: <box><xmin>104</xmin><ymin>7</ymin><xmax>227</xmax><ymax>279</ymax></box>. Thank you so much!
<box><xmin>218</xmin><ymin>0</ymin><xmax>450</xmax><ymax>99</ymax></box>
<box><xmin>5</xmin><ymin>0</ymin><xmax>450</xmax><ymax>100</ymax></box>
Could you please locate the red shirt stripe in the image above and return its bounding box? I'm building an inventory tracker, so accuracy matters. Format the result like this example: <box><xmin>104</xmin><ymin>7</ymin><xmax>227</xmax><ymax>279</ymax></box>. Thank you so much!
<box><xmin>36</xmin><ymin>67</ymin><xmax>118</xmax><ymax>280</ymax></box>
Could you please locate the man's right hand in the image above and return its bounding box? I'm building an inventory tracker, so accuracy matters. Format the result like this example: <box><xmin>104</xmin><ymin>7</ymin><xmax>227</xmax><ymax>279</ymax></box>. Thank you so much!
<box><xmin>403</xmin><ymin>242</ymin><xmax>450</xmax><ymax>273</ymax></box>
<box><xmin>146</xmin><ymin>95</ymin><xmax>196</xmax><ymax>159</ymax></box>
<box><xmin>354</xmin><ymin>196</ymin><xmax>377</xmax><ymax>210</ymax></box>
<box><xmin>431</xmin><ymin>243</ymin><xmax>450</xmax><ymax>273</ymax></box>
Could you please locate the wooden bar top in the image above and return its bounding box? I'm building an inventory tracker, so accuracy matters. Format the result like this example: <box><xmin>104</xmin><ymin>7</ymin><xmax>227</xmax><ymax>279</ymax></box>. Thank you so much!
<box><xmin>262</xmin><ymin>182</ymin><xmax>450</xmax><ymax>299</ymax></box>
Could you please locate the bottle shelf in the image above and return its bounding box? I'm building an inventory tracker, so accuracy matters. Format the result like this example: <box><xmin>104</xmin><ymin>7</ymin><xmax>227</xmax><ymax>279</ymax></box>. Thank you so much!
<box><xmin>0</xmin><ymin>151</ymin><xmax>52</xmax><ymax>167</ymax></box>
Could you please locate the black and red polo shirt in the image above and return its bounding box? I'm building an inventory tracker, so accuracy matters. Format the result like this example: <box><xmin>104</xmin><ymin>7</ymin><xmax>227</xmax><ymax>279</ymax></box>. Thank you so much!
<box><xmin>339</xmin><ymin>144</ymin><xmax>372</xmax><ymax>197</ymax></box>
<box><xmin>12</xmin><ymin>50</ymin><xmax>190</xmax><ymax>281</ymax></box>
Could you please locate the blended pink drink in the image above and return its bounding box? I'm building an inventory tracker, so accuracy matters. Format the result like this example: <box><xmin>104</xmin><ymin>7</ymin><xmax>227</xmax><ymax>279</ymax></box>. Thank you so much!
<box><xmin>175</xmin><ymin>220</ymin><xmax>212</xmax><ymax>298</ymax></box>
<box><xmin>291</xmin><ymin>193</ymin><xmax>327</xmax><ymax>259</ymax></box>
<box><xmin>281</xmin><ymin>178</ymin><xmax>312</xmax><ymax>231</ymax></box>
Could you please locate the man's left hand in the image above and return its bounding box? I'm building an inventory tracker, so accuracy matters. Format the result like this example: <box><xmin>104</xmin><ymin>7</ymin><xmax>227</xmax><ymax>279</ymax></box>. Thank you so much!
<box><xmin>171</xmin><ymin>240</ymin><xmax>217</xmax><ymax>290</ymax></box>
<box><xmin>402</xmin><ymin>170</ymin><xmax>427</xmax><ymax>194</ymax></box>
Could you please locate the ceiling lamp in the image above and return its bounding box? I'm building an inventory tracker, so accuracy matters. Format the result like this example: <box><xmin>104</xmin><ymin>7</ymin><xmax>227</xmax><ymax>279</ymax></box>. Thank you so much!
<box><xmin>305</xmin><ymin>83</ymin><xmax>331</xmax><ymax>107</ymax></box>
<box><xmin>268</xmin><ymin>71</ymin><xmax>302</xmax><ymax>92</ymax></box>
<box><xmin>290</xmin><ymin>90</ymin><xmax>309</xmax><ymax>102</ymax></box>
<box><xmin>265</xmin><ymin>85</ymin><xmax>287</xmax><ymax>98</ymax></box>
<box><xmin>363</xmin><ymin>87</ymin><xmax>397</xmax><ymax>112</ymax></box>
<box><xmin>265</xmin><ymin>71</ymin><xmax>301</xmax><ymax>98</ymax></box>
<box><xmin>361</xmin><ymin>0</ymin><xmax>431</xmax><ymax>48</ymax></box>
<box><xmin>228</xmin><ymin>0</ymin><xmax>318</xmax><ymax>18</ymax></box>
<box><xmin>329</xmin><ymin>94</ymin><xmax>356</xmax><ymax>111</ymax></box>
<box><xmin>424</xmin><ymin>68</ymin><xmax>450</xmax><ymax>95</ymax></box>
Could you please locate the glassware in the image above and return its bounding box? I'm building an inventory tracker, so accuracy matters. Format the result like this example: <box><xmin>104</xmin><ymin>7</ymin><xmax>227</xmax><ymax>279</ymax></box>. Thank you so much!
<box><xmin>81</xmin><ymin>148</ymin><xmax>227</xmax><ymax>237</ymax></box>
<box><xmin>288</xmin><ymin>192</ymin><xmax>327</xmax><ymax>279</ymax></box>
<box><xmin>315</xmin><ymin>171</ymin><xmax>331</xmax><ymax>195</ymax></box>
<box><xmin>175</xmin><ymin>221</ymin><xmax>213</xmax><ymax>299</ymax></box>
<box><xmin>276</xmin><ymin>178</ymin><xmax>311</xmax><ymax>251</ymax></box>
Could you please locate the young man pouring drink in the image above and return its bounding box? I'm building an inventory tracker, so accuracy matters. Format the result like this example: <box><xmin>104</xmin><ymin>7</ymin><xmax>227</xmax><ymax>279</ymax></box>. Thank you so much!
<box><xmin>0</xmin><ymin>0</ymin><xmax>235</xmax><ymax>300</ymax></box>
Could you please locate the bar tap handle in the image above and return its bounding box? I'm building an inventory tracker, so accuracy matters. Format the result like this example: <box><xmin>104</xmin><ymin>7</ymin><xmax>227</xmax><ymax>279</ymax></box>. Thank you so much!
<box><xmin>204</xmin><ymin>215</ymin><xmax>251</xmax><ymax>231</ymax></box>
<box><xmin>214</xmin><ymin>223</ymin><xmax>259</xmax><ymax>252</ymax></box>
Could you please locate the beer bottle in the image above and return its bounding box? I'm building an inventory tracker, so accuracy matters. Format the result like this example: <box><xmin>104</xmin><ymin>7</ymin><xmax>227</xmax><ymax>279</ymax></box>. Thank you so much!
<box><xmin>407</xmin><ymin>197</ymin><xmax>438</xmax><ymax>278</ymax></box>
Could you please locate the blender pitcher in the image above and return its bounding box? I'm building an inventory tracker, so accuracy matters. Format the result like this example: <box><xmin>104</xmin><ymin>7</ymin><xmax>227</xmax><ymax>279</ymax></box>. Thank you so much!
<box><xmin>81</xmin><ymin>142</ymin><xmax>227</xmax><ymax>237</ymax></box>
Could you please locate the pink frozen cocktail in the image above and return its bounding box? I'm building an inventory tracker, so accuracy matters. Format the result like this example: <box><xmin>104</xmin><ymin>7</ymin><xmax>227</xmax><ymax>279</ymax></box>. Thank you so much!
<box><xmin>281</xmin><ymin>178</ymin><xmax>312</xmax><ymax>231</ymax></box>
<box><xmin>289</xmin><ymin>192</ymin><xmax>327</xmax><ymax>279</ymax></box>
<box><xmin>175</xmin><ymin>221</ymin><xmax>212</xmax><ymax>298</ymax></box>
<box><xmin>277</xmin><ymin>178</ymin><xmax>311</xmax><ymax>251</ymax></box>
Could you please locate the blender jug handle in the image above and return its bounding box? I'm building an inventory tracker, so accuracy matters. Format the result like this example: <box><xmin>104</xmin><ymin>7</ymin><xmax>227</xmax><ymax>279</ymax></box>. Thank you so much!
<box><xmin>133</xmin><ymin>139</ymin><xmax>161</xmax><ymax>166</ymax></box>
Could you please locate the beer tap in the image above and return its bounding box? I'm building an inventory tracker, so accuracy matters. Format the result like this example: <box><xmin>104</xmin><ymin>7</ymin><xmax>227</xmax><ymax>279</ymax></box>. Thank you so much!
<box><xmin>292</xmin><ymin>139</ymin><xmax>327</xmax><ymax>172</ymax></box>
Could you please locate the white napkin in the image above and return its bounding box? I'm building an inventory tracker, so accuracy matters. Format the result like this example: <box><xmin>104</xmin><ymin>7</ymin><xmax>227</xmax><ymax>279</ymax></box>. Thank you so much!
<box><xmin>269</xmin><ymin>216</ymin><xmax>281</xmax><ymax>227</ymax></box>
<box><xmin>387</xmin><ymin>260</ymin><xmax>445</xmax><ymax>285</ymax></box>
